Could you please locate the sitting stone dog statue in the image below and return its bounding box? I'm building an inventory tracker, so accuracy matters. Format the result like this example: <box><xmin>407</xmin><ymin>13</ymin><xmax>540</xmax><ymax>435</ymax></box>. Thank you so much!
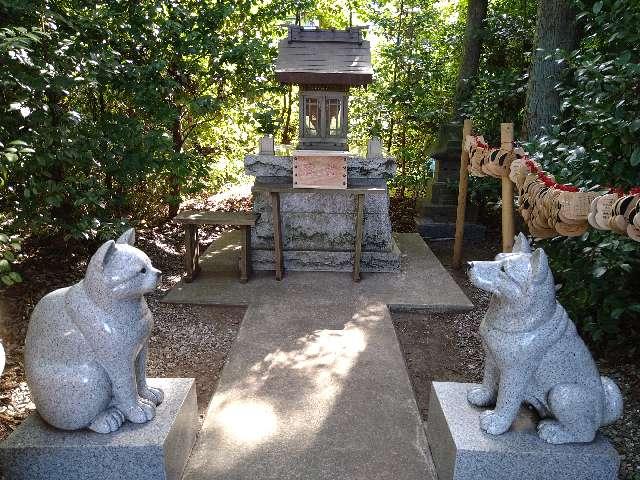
<box><xmin>467</xmin><ymin>233</ymin><xmax>623</xmax><ymax>444</ymax></box>
<box><xmin>25</xmin><ymin>229</ymin><xmax>164</xmax><ymax>433</ymax></box>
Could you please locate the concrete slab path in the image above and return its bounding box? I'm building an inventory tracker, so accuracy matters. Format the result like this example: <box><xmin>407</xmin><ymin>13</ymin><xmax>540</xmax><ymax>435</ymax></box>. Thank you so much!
<box><xmin>162</xmin><ymin>232</ymin><xmax>472</xmax><ymax>313</ymax></box>
<box><xmin>183</xmin><ymin>301</ymin><xmax>437</xmax><ymax>480</ymax></box>
<box><xmin>174</xmin><ymin>231</ymin><xmax>470</xmax><ymax>479</ymax></box>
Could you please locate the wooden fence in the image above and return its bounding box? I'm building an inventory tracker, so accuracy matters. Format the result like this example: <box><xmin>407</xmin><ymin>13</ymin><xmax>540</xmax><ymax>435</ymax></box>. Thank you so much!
<box><xmin>452</xmin><ymin>120</ymin><xmax>640</xmax><ymax>268</ymax></box>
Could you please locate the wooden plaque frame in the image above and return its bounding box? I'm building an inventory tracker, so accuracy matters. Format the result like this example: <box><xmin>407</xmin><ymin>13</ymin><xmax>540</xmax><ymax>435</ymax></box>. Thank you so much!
<box><xmin>293</xmin><ymin>153</ymin><xmax>347</xmax><ymax>189</ymax></box>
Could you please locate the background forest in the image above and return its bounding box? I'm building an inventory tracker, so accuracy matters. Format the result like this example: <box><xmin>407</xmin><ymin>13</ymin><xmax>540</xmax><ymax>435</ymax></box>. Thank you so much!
<box><xmin>1</xmin><ymin>0</ymin><xmax>639</xmax><ymax>350</ymax></box>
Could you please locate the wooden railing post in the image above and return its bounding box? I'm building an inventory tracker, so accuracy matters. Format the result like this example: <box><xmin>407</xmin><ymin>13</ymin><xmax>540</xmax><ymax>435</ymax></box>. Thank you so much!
<box><xmin>501</xmin><ymin>123</ymin><xmax>515</xmax><ymax>253</ymax></box>
<box><xmin>452</xmin><ymin>119</ymin><xmax>473</xmax><ymax>269</ymax></box>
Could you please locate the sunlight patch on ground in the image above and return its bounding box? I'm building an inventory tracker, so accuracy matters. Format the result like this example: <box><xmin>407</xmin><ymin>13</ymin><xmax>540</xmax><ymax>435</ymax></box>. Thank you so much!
<box><xmin>205</xmin><ymin>302</ymin><xmax>385</xmax><ymax>470</ymax></box>
<box><xmin>215</xmin><ymin>399</ymin><xmax>278</xmax><ymax>444</ymax></box>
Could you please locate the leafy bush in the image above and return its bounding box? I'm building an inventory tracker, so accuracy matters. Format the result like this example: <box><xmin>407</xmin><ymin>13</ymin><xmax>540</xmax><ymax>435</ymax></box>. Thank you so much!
<box><xmin>540</xmin><ymin>233</ymin><xmax>639</xmax><ymax>352</ymax></box>
<box><xmin>253</xmin><ymin>103</ymin><xmax>282</xmax><ymax>136</ymax></box>
<box><xmin>531</xmin><ymin>0</ymin><xmax>640</xmax><ymax>350</ymax></box>
<box><xmin>0</xmin><ymin>232</ymin><xmax>21</xmax><ymax>286</ymax></box>
<box><xmin>0</xmin><ymin>1</ymin><xmax>297</xmax><ymax>240</ymax></box>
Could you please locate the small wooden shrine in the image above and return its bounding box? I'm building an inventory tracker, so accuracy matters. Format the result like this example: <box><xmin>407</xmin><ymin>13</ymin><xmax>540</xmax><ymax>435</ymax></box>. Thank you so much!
<box><xmin>244</xmin><ymin>25</ymin><xmax>400</xmax><ymax>276</ymax></box>
<box><xmin>276</xmin><ymin>25</ymin><xmax>373</xmax><ymax>152</ymax></box>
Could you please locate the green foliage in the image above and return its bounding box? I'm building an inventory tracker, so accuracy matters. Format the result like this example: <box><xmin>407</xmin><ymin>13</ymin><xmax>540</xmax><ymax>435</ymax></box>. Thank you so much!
<box><xmin>530</xmin><ymin>0</ymin><xmax>640</xmax><ymax>349</ymax></box>
<box><xmin>534</xmin><ymin>0</ymin><xmax>640</xmax><ymax>190</ymax></box>
<box><xmin>463</xmin><ymin>0</ymin><xmax>537</xmax><ymax>142</ymax></box>
<box><xmin>0</xmin><ymin>0</ymin><xmax>298</xmax><ymax>240</ymax></box>
<box><xmin>253</xmin><ymin>103</ymin><xmax>282</xmax><ymax>136</ymax></box>
<box><xmin>1</xmin><ymin>0</ymin><xmax>637</xmax><ymax>349</ymax></box>
<box><xmin>350</xmin><ymin>0</ymin><xmax>465</xmax><ymax>197</ymax></box>
<box><xmin>460</xmin><ymin>0</ymin><xmax>537</xmax><ymax>208</ymax></box>
<box><xmin>540</xmin><ymin>232</ymin><xmax>640</xmax><ymax>353</ymax></box>
<box><xmin>0</xmin><ymin>231</ymin><xmax>21</xmax><ymax>286</ymax></box>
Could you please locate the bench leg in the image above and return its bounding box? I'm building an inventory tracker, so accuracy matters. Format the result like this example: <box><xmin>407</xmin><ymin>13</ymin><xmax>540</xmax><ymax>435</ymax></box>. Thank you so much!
<box><xmin>353</xmin><ymin>193</ymin><xmax>364</xmax><ymax>282</ymax></box>
<box><xmin>271</xmin><ymin>192</ymin><xmax>284</xmax><ymax>281</ymax></box>
<box><xmin>239</xmin><ymin>225</ymin><xmax>251</xmax><ymax>283</ymax></box>
<box><xmin>184</xmin><ymin>224</ymin><xmax>200</xmax><ymax>283</ymax></box>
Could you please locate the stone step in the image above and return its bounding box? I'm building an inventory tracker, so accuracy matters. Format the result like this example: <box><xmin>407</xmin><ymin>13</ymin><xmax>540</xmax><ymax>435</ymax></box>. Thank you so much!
<box><xmin>415</xmin><ymin>217</ymin><xmax>486</xmax><ymax>243</ymax></box>
<box><xmin>183</xmin><ymin>302</ymin><xmax>435</xmax><ymax>480</ymax></box>
<box><xmin>251</xmin><ymin>241</ymin><xmax>401</xmax><ymax>272</ymax></box>
<box><xmin>415</xmin><ymin>199</ymin><xmax>479</xmax><ymax>223</ymax></box>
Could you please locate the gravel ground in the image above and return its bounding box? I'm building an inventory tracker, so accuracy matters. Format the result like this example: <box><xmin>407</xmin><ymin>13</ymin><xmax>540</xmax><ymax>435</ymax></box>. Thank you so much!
<box><xmin>394</xmin><ymin>237</ymin><xmax>640</xmax><ymax>480</ymax></box>
<box><xmin>137</xmin><ymin>224</ymin><xmax>245</xmax><ymax>420</ymax></box>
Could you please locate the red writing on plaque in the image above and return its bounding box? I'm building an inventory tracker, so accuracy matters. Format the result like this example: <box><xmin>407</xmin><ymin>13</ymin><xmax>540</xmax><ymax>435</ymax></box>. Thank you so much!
<box><xmin>293</xmin><ymin>155</ymin><xmax>347</xmax><ymax>189</ymax></box>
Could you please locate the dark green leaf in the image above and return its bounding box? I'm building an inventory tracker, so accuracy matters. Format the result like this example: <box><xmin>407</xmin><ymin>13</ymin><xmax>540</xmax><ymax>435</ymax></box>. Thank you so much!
<box><xmin>593</xmin><ymin>266</ymin><xmax>607</xmax><ymax>278</ymax></box>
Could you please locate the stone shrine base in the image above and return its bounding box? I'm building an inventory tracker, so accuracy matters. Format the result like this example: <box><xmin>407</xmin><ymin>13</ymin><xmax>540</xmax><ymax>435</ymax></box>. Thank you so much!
<box><xmin>0</xmin><ymin>378</ymin><xmax>198</xmax><ymax>480</ymax></box>
<box><xmin>425</xmin><ymin>382</ymin><xmax>620</xmax><ymax>480</ymax></box>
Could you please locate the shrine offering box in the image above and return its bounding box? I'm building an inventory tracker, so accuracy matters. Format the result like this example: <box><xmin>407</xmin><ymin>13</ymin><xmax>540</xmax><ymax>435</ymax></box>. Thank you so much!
<box><xmin>293</xmin><ymin>150</ymin><xmax>348</xmax><ymax>189</ymax></box>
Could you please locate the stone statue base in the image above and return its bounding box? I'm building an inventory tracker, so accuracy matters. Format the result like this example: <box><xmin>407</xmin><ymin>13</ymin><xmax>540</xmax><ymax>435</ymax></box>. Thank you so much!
<box><xmin>0</xmin><ymin>378</ymin><xmax>198</xmax><ymax>480</ymax></box>
<box><xmin>425</xmin><ymin>382</ymin><xmax>619</xmax><ymax>480</ymax></box>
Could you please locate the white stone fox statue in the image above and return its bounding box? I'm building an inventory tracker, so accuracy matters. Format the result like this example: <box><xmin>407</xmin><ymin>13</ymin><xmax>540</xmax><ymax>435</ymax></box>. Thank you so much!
<box><xmin>467</xmin><ymin>233</ymin><xmax>623</xmax><ymax>444</ymax></box>
<box><xmin>25</xmin><ymin>229</ymin><xmax>164</xmax><ymax>433</ymax></box>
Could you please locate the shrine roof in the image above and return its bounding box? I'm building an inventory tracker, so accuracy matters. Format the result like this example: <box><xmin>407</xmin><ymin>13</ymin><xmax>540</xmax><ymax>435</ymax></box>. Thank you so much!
<box><xmin>275</xmin><ymin>25</ymin><xmax>373</xmax><ymax>86</ymax></box>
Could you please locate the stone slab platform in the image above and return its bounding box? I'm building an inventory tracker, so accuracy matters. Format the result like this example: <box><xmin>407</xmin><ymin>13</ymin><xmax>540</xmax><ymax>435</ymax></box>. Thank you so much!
<box><xmin>0</xmin><ymin>378</ymin><xmax>198</xmax><ymax>480</ymax></box>
<box><xmin>184</xmin><ymin>302</ymin><xmax>436</xmax><ymax>480</ymax></box>
<box><xmin>425</xmin><ymin>382</ymin><xmax>620</xmax><ymax>480</ymax></box>
<box><xmin>162</xmin><ymin>232</ymin><xmax>473</xmax><ymax>312</ymax></box>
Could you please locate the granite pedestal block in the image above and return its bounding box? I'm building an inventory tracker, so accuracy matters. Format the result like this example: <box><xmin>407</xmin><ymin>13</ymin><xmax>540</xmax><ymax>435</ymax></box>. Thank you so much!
<box><xmin>425</xmin><ymin>382</ymin><xmax>620</xmax><ymax>480</ymax></box>
<box><xmin>0</xmin><ymin>378</ymin><xmax>198</xmax><ymax>480</ymax></box>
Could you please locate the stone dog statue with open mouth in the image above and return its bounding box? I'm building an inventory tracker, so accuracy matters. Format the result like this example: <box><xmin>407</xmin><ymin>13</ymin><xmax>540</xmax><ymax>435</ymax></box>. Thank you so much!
<box><xmin>466</xmin><ymin>233</ymin><xmax>623</xmax><ymax>444</ymax></box>
<box><xmin>25</xmin><ymin>228</ymin><xmax>164</xmax><ymax>433</ymax></box>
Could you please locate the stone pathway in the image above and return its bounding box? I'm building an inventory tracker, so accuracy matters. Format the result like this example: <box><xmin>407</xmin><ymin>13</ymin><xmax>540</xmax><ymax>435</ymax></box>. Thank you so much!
<box><xmin>169</xmin><ymin>233</ymin><xmax>470</xmax><ymax>479</ymax></box>
<box><xmin>184</xmin><ymin>302</ymin><xmax>437</xmax><ymax>480</ymax></box>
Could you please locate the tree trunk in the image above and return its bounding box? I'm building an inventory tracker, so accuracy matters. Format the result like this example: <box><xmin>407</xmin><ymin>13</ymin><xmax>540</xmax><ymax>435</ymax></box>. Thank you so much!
<box><xmin>432</xmin><ymin>0</ymin><xmax>487</xmax><ymax>156</ymax></box>
<box><xmin>452</xmin><ymin>0</ymin><xmax>489</xmax><ymax>117</ymax></box>
<box><xmin>524</xmin><ymin>0</ymin><xmax>578</xmax><ymax>140</ymax></box>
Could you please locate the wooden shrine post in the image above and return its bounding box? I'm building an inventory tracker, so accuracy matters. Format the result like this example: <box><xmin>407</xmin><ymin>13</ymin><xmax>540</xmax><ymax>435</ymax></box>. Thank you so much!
<box><xmin>501</xmin><ymin>123</ymin><xmax>515</xmax><ymax>253</ymax></box>
<box><xmin>452</xmin><ymin>119</ymin><xmax>473</xmax><ymax>269</ymax></box>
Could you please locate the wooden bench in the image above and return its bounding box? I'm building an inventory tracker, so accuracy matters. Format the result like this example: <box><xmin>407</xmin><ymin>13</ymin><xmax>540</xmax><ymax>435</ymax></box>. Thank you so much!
<box><xmin>172</xmin><ymin>211</ymin><xmax>259</xmax><ymax>283</ymax></box>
